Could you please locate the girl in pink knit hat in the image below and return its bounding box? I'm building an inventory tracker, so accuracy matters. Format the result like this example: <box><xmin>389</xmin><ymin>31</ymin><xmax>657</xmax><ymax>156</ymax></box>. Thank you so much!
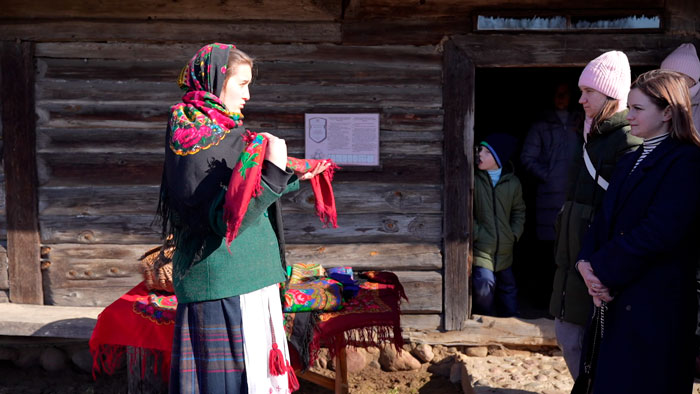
<box><xmin>549</xmin><ymin>50</ymin><xmax>642</xmax><ymax>380</ymax></box>
<box><xmin>661</xmin><ymin>43</ymin><xmax>700</xmax><ymax>139</ymax></box>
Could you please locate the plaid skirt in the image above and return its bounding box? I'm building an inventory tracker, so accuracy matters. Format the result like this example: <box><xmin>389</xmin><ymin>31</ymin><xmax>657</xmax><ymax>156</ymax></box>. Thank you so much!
<box><xmin>169</xmin><ymin>296</ymin><xmax>247</xmax><ymax>394</ymax></box>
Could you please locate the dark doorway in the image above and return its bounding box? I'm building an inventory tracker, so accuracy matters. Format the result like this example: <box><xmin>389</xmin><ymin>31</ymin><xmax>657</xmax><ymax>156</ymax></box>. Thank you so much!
<box><xmin>473</xmin><ymin>66</ymin><xmax>652</xmax><ymax>319</ymax></box>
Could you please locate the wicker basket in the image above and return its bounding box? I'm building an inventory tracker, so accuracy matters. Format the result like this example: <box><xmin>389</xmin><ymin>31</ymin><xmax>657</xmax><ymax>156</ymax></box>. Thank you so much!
<box><xmin>139</xmin><ymin>236</ymin><xmax>175</xmax><ymax>293</ymax></box>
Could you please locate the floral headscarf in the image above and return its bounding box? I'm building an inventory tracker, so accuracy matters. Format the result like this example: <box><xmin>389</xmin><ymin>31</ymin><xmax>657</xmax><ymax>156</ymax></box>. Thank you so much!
<box><xmin>158</xmin><ymin>43</ymin><xmax>248</xmax><ymax>236</ymax></box>
<box><xmin>169</xmin><ymin>43</ymin><xmax>243</xmax><ymax>156</ymax></box>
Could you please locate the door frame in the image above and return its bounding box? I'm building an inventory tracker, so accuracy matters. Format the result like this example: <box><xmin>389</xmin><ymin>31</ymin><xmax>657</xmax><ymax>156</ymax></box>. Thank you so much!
<box><xmin>442</xmin><ymin>33</ymin><xmax>700</xmax><ymax>330</ymax></box>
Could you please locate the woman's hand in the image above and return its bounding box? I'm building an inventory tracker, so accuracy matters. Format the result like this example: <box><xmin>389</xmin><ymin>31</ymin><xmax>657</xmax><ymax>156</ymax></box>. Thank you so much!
<box><xmin>297</xmin><ymin>161</ymin><xmax>332</xmax><ymax>181</ymax></box>
<box><xmin>577</xmin><ymin>260</ymin><xmax>614</xmax><ymax>303</ymax></box>
<box><xmin>260</xmin><ymin>132</ymin><xmax>287</xmax><ymax>170</ymax></box>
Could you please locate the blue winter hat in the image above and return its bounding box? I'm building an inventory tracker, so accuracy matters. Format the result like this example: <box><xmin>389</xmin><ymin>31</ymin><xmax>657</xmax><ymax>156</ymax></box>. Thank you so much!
<box><xmin>480</xmin><ymin>133</ymin><xmax>518</xmax><ymax>168</ymax></box>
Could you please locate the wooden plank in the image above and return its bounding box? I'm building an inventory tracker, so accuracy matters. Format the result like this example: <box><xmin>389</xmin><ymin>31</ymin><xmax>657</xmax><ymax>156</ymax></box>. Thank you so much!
<box><xmin>45</xmin><ymin>270</ymin><xmax>442</xmax><ymax>312</ymax></box>
<box><xmin>44</xmin><ymin>269</ymin><xmax>441</xmax><ymax>312</ymax></box>
<box><xmin>334</xmin><ymin>340</ymin><xmax>349</xmax><ymax>394</ymax></box>
<box><xmin>36</xmin><ymin>128</ymin><xmax>441</xmax><ymax>157</ymax></box>
<box><xmin>43</xmin><ymin>244</ymin><xmax>144</xmax><ymax>306</ymax></box>
<box><xmin>666</xmin><ymin>0</ymin><xmax>700</xmax><ymax>34</ymax></box>
<box><xmin>38</xmin><ymin>58</ymin><xmax>440</xmax><ymax>85</ymax></box>
<box><xmin>0</xmin><ymin>246</ymin><xmax>8</xmax><ymax>290</ymax></box>
<box><xmin>39</xmin><ymin>213</ymin><xmax>442</xmax><ymax>244</ymax></box>
<box><xmin>38</xmin><ymin>154</ymin><xmax>442</xmax><ymax>186</ymax></box>
<box><xmin>36</xmin><ymin>80</ymin><xmax>178</xmax><ymax>101</ymax></box>
<box><xmin>36</xmin><ymin>81</ymin><xmax>441</xmax><ymax>108</ymax></box>
<box><xmin>37</xmin><ymin>152</ymin><xmax>164</xmax><ymax>186</ymax></box>
<box><xmin>394</xmin><ymin>271</ymin><xmax>442</xmax><ymax>314</ymax></box>
<box><xmin>38</xmin><ymin>58</ymin><xmax>181</xmax><ymax>82</ymax></box>
<box><xmin>400</xmin><ymin>314</ymin><xmax>442</xmax><ymax>331</ymax></box>
<box><xmin>46</xmin><ymin>285</ymin><xmax>140</xmax><ymax>307</ymax></box>
<box><xmin>36</xmin><ymin>128</ymin><xmax>443</xmax><ymax>154</ymax></box>
<box><xmin>343</xmin><ymin>0</ymin><xmax>664</xmax><ymax>19</ymax></box>
<box><xmin>3</xmin><ymin>0</ymin><xmax>340</xmax><ymax>20</ymax></box>
<box><xmin>35</xmin><ymin>106</ymin><xmax>442</xmax><ymax>135</ymax></box>
<box><xmin>45</xmin><ymin>258</ymin><xmax>142</xmax><ymax>285</ymax></box>
<box><xmin>0</xmin><ymin>303</ymin><xmax>102</xmax><ymax>338</ymax></box>
<box><xmin>296</xmin><ymin>369</ymin><xmax>335</xmax><ymax>391</ymax></box>
<box><xmin>452</xmin><ymin>34</ymin><xmax>700</xmax><ymax>67</ymax></box>
<box><xmin>46</xmin><ymin>243</ymin><xmax>442</xmax><ymax>309</ymax></box>
<box><xmin>1</xmin><ymin>41</ymin><xmax>43</xmax><ymax>304</ymax></box>
<box><xmin>34</xmin><ymin>43</ymin><xmax>441</xmax><ymax>65</ymax></box>
<box><xmin>404</xmin><ymin>315</ymin><xmax>557</xmax><ymax>347</ymax></box>
<box><xmin>39</xmin><ymin>183</ymin><xmax>441</xmax><ymax>216</ymax></box>
<box><xmin>0</xmin><ymin>20</ymin><xmax>342</xmax><ymax>44</ymax></box>
<box><xmin>40</xmin><ymin>215</ymin><xmax>161</xmax><ymax>244</ymax></box>
<box><xmin>282</xmin><ymin>183</ymin><xmax>441</xmax><ymax>214</ymax></box>
<box><xmin>248</xmin><ymin>109</ymin><xmax>444</xmax><ymax>132</ymax></box>
<box><xmin>342</xmin><ymin>18</ymin><xmax>471</xmax><ymax>46</ymax></box>
<box><xmin>49</xmin><ymin>243</ymin><xmax>155</xmax><ymax>261</ymax></box>
<box><xmin>442</xmin><ymin>40</ymin><xmax>473</xmax><ymax>330</ymax></box>
<box><xmin>37</xmin><ymin>128</ymin><xmax>164</xmax><ymax>153</ymax></box>
<box><xmin>282</xmin><ymin>213</ymin><xmax>442</xmax><ymax>244</ymax></box>
<box><xmin>47</xmin><ymin>242</ymin><xmax>441</xmax><ymax>270</ymax></box>
<box><xmin>285</xmin><ymin>243</ymin><xmax>442</xmax><ymax>271</ymax></box>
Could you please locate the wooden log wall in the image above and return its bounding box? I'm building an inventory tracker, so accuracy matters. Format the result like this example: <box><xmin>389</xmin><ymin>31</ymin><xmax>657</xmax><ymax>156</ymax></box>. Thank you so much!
<box><xmin>3</xmin><ymin>0</ymin><xmax>698</xmax><ymax>329</ymax></box>
<box><xmin>33</xmin><ymin>42</ymin><xmax>444</xmax><ymax>329</ymax></box>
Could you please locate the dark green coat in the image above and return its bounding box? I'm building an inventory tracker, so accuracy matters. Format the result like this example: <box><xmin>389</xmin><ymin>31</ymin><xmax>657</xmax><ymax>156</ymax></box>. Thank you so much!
<box><xmin>549</xmin><ymin>110</ymin><xmax>641</xmax><ymax>325</ymax></box>
<box><xmin>473</xmin><ymin>168</ymin><xmax>526</xmax><ymax>272</ymax></box>
<box><xmin>172</xmin><ymin>177</ymin><xmax>299</xmax><ymax>304</ymax></box>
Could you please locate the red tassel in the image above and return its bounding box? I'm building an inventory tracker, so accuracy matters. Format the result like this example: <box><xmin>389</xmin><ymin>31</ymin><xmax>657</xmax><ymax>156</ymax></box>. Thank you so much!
<box><xmin>286</xmin><ymin>361</ymin><xmax>300</xmax><ymax>392</ymax></box>
<box><xmin>269</xmin><ymin>342</ymin><xmax>285</xmax><ymax>376</ymax></box>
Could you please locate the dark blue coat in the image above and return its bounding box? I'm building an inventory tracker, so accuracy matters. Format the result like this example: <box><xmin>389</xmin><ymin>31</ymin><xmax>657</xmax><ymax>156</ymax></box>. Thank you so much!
<box><xmin>520</xmin><ymin>109</ymin><xmax>582</xmax><ymax>240</ymax></box>
<box><xmin>578</xmin><ymin>137</ymin><xmax>700</xmax><ymax>394</ymax></box>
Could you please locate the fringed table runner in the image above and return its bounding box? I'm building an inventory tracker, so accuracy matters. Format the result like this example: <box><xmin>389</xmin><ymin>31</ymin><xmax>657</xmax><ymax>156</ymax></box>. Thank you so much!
<box><xmin>284</xmin><ymin>271</ymin><xmax>407</xmax><ymax>370</ymax></box>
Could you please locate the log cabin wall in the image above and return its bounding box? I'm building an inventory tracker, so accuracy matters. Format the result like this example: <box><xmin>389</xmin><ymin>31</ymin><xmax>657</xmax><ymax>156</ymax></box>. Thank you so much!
<box><xmin>0</xmin><ymin>0</ymin><xmax>698</xmax><ymax>331</ymax></box>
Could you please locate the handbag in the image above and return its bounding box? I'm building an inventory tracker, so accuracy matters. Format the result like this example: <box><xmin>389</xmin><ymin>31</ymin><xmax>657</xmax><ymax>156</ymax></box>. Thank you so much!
<box><xmin>571</xmin><ymin>301</ymin><xmax>607</xmax><ymax>394</ymax></box>
<box><xmin>138</xmin><ymin>235</ymin><xmax>175</xmax><ymax>293</ymax></box>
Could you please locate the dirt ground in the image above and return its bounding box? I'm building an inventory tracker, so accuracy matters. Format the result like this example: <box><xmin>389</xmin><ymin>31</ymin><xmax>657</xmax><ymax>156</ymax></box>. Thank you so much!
<box><xmin>0</xmin><ymin>360</ymin><xmax>457</xmax><ymax>394</ymax></box>
<box><xmin>296</xmin><ymin>363</ymin><xmax>459</xmax><ymax>394</ymax></box>
<box><xmin>1</xmin><ymin>356</ymin><xmax>699</xmax><ymax>394</ymax></box>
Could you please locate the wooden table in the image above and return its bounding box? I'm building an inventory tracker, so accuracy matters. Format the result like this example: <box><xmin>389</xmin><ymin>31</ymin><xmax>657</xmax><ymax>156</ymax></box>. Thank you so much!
<box><xmin>295</xmin><ymin>333</ymin><xmax>349</xmax><ymax>394</ymax></box>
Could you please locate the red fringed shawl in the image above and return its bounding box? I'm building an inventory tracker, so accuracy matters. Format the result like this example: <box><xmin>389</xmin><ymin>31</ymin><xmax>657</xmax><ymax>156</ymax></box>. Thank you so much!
<box><xmin>224</xmin><ymin>131</ymin><xmax>339</xmax><ymax>247</ymax></box>
<box><xmin>89</xmin><ymin>282</ymin><xmax>176</xmax><ymax>381</ymax></box>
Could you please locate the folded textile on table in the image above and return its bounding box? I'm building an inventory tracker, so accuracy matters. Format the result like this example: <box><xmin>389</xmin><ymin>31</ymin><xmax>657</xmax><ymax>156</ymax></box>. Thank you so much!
<box><xmin>89</xmin><ymin>282</ymin><xmax>176</xmax><ymax>381</ymax></box>
<box><xmin>282</xmin><ymin>278</ymin><xmax>344</xmax><ymax>313</ymax></box>
<box><xmin>326</xmin><ymin>266</ymin><xmax>353</xmax><ymax>280</ymax></box>
<box><xmin>288</xmin><ymin>263</ymin><xmax>326</xmax><ymax>284</ymax></box>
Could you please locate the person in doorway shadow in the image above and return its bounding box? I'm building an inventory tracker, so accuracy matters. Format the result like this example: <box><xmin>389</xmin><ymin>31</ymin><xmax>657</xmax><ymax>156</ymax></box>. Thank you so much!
<box><xmin>520</xmin><ymin>82</ymin><xmax>583</xmax><ymax>310</ymax></box>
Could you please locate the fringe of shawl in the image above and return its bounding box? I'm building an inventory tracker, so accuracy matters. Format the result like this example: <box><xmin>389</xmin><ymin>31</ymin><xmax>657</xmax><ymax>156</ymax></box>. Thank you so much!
<box><xmin>310</xmin><ymin>323</ymin><xmax>404</xmax><ymax>362</ymax></box>
<box><xmin>91</xmin><ymin>344</ymin><xmax>171</xmax><ymax>383</ymax></box>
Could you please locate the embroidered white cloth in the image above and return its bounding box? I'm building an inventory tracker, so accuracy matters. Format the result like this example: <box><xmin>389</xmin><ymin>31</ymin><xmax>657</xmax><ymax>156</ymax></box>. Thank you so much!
<box><xmin>240</xmin><ymin>284</ymin><xmax>293</xmax><ymax>394</ymax></box>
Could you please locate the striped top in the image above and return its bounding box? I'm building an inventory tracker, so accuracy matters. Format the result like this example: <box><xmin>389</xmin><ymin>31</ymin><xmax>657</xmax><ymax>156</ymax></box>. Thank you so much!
<box><xmin>630</xmin><ymin>133</ymin><xmax>670</xmax><ymax>173</ymax></box>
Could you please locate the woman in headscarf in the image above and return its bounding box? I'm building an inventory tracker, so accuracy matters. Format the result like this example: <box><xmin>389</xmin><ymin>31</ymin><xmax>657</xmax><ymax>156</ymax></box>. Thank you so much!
<box><xmin>159</xmin><ymin>43</ymin><xmax>329</xmax><ymax>394</ymax></box>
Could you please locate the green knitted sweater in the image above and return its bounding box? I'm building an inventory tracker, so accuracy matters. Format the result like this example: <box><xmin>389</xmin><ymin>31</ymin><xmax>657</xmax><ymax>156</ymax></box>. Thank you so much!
<box><xmin>172</xmin><ymin>177</ymin><xmax>299</xmax><ymax>304</ymax></box>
